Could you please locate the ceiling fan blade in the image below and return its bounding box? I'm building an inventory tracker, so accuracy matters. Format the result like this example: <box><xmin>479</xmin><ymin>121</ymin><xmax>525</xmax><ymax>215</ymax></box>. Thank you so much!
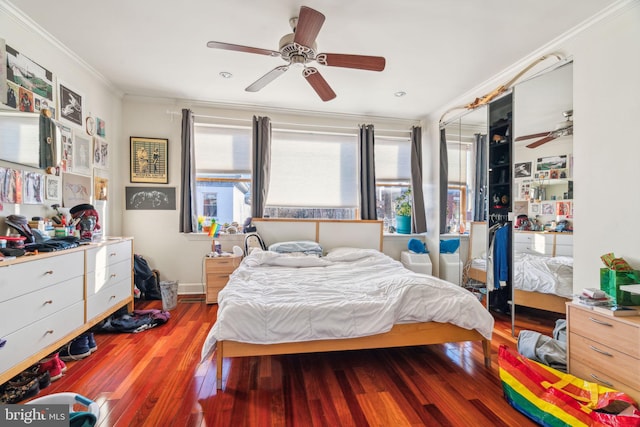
<box><xmin>303</xmin><ymin>67</ymin><xmax>336</xmax><ymax>102</ymax></box>
<box><xmin>246</xmin><ymin>66</ymin><xmax>289</xmax><ymax>92</ymax></box>
<box><xmin>207</xmin><ymin>41</ymin><xmax>280</xmax><ymax>57</ymax></box>
<box><xmin>316</xmin><ymin>53</ymin><xmax>386</xmax><ymax>71</ymax></box>
<box><xmin>526</xmin><ymin>135</ymin><xmax>556</xmax><ymax>149</ymax></box>
<box><xmin>294</xmin><ymin>6</ymin><xmax>325</xmax><ymax>47</ymax></box>
<box><xmin>515</xmin><ymin>132</ymin><xmax>551</xmax><ymax>142</ymax></box>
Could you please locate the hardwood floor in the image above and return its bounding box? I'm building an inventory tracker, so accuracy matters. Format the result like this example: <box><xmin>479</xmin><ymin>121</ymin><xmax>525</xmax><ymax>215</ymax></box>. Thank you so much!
<box><xmin>28</xmin><ymin>297</ymin><xmax>561</xmax><ymax>426</ymax></box>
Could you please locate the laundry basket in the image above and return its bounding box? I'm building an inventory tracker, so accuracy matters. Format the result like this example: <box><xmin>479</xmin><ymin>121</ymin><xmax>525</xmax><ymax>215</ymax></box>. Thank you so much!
<box><xmin>27</xmin><ymin>392</ymin><xmax>99</xmax><ymax>426</ymax></box>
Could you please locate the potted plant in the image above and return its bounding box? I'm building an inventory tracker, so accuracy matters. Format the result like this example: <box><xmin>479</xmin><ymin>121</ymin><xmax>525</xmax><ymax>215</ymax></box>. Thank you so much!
<box><xmin>395</xmin><ymin>189</ymin><xmax>412</xmax><ymax>234</ymax></box>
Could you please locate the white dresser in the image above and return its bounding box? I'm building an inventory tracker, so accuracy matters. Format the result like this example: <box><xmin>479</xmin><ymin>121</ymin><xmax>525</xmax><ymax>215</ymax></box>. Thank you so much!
<box><xmin>513</xmin><ymin>231</ymin><xmax>573</xmax><ymax>256</ymax></box>
<box><xmin>0</xmin><ymin>238</ymin><xmax>134</xmax><ymax>385</ymax></box>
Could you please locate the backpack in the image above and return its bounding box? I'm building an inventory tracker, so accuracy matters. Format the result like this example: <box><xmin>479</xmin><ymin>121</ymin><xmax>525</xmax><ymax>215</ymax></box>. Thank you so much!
<box><xmin>134</xmin><ymin>254</ymin><xmax>161</xmax><ymax>300</ymax></box>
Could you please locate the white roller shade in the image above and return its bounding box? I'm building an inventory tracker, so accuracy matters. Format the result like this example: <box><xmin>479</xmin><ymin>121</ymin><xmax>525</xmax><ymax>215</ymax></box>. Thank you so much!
<box><xmin>374</xmin><ymin>138</ymin><xmax>410</xmax><ymax>181</ymax></box>
<box><xmin>267</xmin><ymin>131</ymin><xmax>358</xmax><ymax>208</ymax></box>
<box><xmin>194</xmin><ymin>125</ymin><xmax>251</xmax><ymax>174</ymax></box>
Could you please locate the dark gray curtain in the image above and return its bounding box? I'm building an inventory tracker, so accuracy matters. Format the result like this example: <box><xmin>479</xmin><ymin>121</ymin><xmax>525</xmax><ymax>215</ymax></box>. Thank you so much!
<box><xmin>410</xmin><ymin>126</ymin><xmax>427</xmax><ymax>233</ymax></box>
<box><xmin>251</xmin><ymin>116</ymin><xmax>271</xmax><ymax>218</ymax></box>
<box><xmin>439</xmin><ymin>128</ymin><xmax>448</xmax><ymax>234</ymax></box>
<box><xmin>358</xmin><ymin>124</ymin><xmax>377</xmax><ymax>220</ymax></box>
<box><xmin>179</xmin><ymin>109</ymin><xmax>197</xmax><ymax>232</ymax></box>
<box><xmin>473</xmin><ymin>133</ymin><xmax>488</xmax><ymax>221</ymax></box>
<box><xmin>39</xmin><ymin>113</ymin><xmax>57</xmax><ymax>169</ymax></box>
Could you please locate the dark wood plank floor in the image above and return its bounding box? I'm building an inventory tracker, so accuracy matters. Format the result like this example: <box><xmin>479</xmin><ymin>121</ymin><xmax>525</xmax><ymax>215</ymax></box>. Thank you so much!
<box><xmin>28</xmin><ymin>297</ymin><xmax>560</xmax><ymax>426</ymax></box>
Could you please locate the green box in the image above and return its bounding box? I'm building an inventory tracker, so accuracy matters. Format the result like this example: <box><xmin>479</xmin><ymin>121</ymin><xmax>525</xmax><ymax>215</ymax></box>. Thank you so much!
<box><xmin>599</xmin><ymin>268</ymin><xmax>640</xmax><ymax>305</ymax></box>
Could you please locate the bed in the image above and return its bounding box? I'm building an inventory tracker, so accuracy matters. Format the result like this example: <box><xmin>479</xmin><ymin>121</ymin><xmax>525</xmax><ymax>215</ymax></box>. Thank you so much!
<box><xmin>201</xmin><ymin>219</ymin><xmax>494</xmax><ymax>389</ymax></box>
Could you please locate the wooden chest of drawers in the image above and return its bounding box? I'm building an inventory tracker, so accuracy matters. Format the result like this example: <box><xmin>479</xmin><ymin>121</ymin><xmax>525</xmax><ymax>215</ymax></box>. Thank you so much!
<box><xmin>205</xmin><ymin>255</ymin><xmax>242</xmax><ymax>304</ymax></box>
<box><xmin>567</xmin><ymin>303</ymin><xmax>640</xmax><ymax>402</ymax></box>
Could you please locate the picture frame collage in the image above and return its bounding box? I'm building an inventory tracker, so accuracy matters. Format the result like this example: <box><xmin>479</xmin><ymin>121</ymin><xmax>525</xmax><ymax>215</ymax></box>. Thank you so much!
<box><xmin>1</xmin><ymin>40</ymin><xmax>110</xmax><ymax>208</ymax></box>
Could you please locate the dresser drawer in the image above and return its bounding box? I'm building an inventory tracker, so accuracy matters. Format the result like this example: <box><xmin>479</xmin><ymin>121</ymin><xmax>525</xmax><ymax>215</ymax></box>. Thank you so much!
<box><xmin>0</xmin><ymin>251</ymin><xmax>84</xmax><ymax>303</ymax></box>
<box><xmin>86</xmin><ymin>240</ymin><xmax>132</xmax><ymax>273</ymax></box>
<box><xmin>570</xmin><ymin>358</ymin><xmax>640</xmax><ymax>403</ymax></box>
<box><xmin>0</xmin><ymin>301</ymin><xmax>84</xmax><ymax>373</ymax></box>
<box><xmin>0</xmin><ymin>275</ymin><xmax>84</xmax><ymax>337</ymax></box>
<box><xmin>569</xmin><ymin>332</ymin><xmax>639</xmax><ymax>386</ymax></box>
<box><xmin>86</xmin><ymin>278</ymin><xmax>132</xmax><ymax>320</ymax></box>
<box><xmin>568</xmin><ymin>306</ymin><xmax>640</xmax><ymax>358</ymax></box>
<box><xmin>87</xmin><ymin>258</ymin><xmax>132</xmax><ymax>296</ymax></box>
<box><xmin>554</xmin><ymin>244</ymin><xmax>573</xmax><ymax>256</ymax></box>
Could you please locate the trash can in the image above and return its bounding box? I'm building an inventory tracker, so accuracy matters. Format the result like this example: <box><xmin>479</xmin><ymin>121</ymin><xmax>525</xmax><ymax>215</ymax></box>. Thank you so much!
<box><xmin>27</xmin><ymin>392</ymin><xmax>100</xmax><ymax>426</ymax></box>
<box><xmin>159</xmin><ymin>280</ymin><xmax>178</xmax><ymax>310</ymax></box>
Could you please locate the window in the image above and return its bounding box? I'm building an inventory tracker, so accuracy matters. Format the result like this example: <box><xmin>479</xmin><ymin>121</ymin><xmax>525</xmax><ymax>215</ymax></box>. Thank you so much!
<box><xmin>265</xmin><ymin>130</ymin><xmax>357</xmax><ymax>219</ymax></box>
<box><xmin>447</xmin><ymin>139</ymin><xmax>473</xmax><ymax>233</ymax></box>
<box><xmin>194</xmin><ymin>125</ymin><xmax>252</xmax><ymax>228</ymax></box>
<box><xmin>374</xmin><ymin>137</ymin><xmax>411</xmax><ymax>231</ymax></box>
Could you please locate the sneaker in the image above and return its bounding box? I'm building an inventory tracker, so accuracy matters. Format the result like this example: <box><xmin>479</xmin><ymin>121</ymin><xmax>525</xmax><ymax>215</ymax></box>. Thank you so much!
<box><xmin>38</xmin><ymin>353</ymin><xmax>63</xmax><ymax>381</ymax></box>
<box><xmin>58</xmin><ymin>357</ymin><xmax>67</xmax><ymax>374</ymax></box>
<box><xmin>59</xmin><ymin>334</ymin><xmax>91</xmax><ymax>361</ymax></box>
<box><xmin>86</xmin><ymin>332</ymin><xmax>98</xmax><ymax>353</ymax></box>
<box><xmin>0</xmin><ymin>376</ymin><xmax>39</xmax><ymax>404</ymax></box>
<box><xmin>10</xmin><ymin>366</ymin><xmax>50</xmax><ymax>390</ymax></box>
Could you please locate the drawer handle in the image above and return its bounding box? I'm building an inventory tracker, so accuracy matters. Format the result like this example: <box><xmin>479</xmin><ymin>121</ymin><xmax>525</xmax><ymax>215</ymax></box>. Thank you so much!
<box><xmin>110</xmin><ymin>252</ymin><xmax>117</xmax><ymax>257</ymax></box>
<box><xmin>588</xmin><ymin>317</ymin><xmax>613</xmax><ymax>327</ymax></box>
<box><xmin>43</xmin><ymin>300</ymin><xmax>53</xmax><ymax>305</ymax></box>
<box><xmin>589</xmin><ymin>345</ymin><xmax>613</xmax><ymax>357</ymax></box>
<box><xmin>590</xmin><ymin>374</ymin><xmax>614</xmax><ymax>388</ymax></box>
<box><xmin>44</xmin><ymin>270</ymin><xmax>54</xmax><ymax>275</ymax></box>
<box><xmin>45</xmin><ymin>330</ymin><xmax>54</xmax><ymax>335</ymax></box>
<box><xmin>110</xmin><ymin>273</ymin><xmax>117</xmax><ymax>278</ymax></box>
<box><xmin>110</xmin><ymin>295</ymin><xmax>116</xmax><ymax>300</ymax></box>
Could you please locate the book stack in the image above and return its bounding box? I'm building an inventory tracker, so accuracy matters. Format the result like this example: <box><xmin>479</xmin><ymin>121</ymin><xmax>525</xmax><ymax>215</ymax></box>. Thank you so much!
<box><xmin>573</xmin><ymin>288</ymin><xmax>613</xmax><ymax>307</ymax></box>
<box><xmin>593</xmin><ymin>305</ymin><xmax>640</xmax><ymax>317</ymax></box>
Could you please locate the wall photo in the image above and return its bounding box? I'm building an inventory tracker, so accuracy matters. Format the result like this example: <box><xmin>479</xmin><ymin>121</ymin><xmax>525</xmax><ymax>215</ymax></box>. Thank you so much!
<box><xmin>125</xmin><ymin>186</ymin><xmax>176</xmax><ymax>210</ymax></box>
<box><xmin>130</xmin><ymin>137</ymin><xmax>168</xmax><ymax>184</ymax></box>
<box><xmin>58</xmin><ymin>82</ymin><xmax>83</xmax><ymax>127</ymax></box>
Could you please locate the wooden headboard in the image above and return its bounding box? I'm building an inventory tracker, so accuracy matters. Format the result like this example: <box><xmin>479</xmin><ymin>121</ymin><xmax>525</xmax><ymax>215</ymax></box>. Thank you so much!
<box><xmin>253</xmin><ymin>219</ymin><xmax>383</xmax><ymax>252</ymax></box>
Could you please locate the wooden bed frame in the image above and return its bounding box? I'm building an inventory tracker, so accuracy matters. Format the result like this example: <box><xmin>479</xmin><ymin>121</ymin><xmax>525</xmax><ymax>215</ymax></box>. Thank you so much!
<box><xmin>513</xmin><ymin>289</ymin><xmax>570</xmax><ymax>314</ymax></box>
<box><xmin>214</xmin><ymin>219</ymin><xmax>492</xmax><ymax>389</ymax></box>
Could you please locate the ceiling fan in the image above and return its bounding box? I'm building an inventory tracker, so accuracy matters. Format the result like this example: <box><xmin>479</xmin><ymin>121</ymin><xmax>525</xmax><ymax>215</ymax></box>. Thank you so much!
<box><xmin>515</xmin><ymin>110</ymin><xmax>574</xmax><ymax>148</ymax></box>
<box><xmin>206</xmin><ymin>6</ymin><xmax>386</xmax><ymax>102</ymax></box>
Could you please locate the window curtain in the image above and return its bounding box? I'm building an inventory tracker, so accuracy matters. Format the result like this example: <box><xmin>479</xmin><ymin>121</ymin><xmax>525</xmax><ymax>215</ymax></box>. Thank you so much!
<box><xmin>251</xmin><ymin>116</ymin><xmax>271</xmax><ymax>218</ymax></box>
<box><xmin>358</xmin><ymin>124</ymin><xmax>377</xmax><ymax>220</ymax></box>
<box><xmin>410</xmin><ymin>126</ymin><xmax>427</xmax><ymax>233</ymax></box>
<box><xmin>473</xmin><ymin>133</ymin><xmax>488</xmax><ymax>221</ymax></box>
<box><xmin>179</xmin><ymin>109</ymin><xmax>197</xmax><ymax>232</ymax></box>
<box><xmin>439</xmin><ymin>127</ymin><xmax>448</xmax><ymax>234</ymax></box>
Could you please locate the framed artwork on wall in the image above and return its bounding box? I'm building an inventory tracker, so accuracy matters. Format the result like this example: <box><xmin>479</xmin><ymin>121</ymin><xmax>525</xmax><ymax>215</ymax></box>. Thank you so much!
<box><xmin>58</xmin><ymin>82</ymin><xmax>83</xmax><ymax>127</ymax></box>
<box><xmin>130</xmin><ymin>137</ymin><xmax>168</xmax><ymax>184</ymax></box>
<box><xmin>125</xmin><ymin>186</ymin><xmax>176</xmax><ymax>210</ymax></box>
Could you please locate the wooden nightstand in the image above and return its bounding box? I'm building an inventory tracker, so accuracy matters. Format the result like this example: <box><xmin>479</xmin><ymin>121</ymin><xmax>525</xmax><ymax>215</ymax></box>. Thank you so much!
<box><xmin>205</xmin><ymin>255</ymin><xmax>242</xmax><ymax>304</ymax></box>
<box><xmin>567</xmin><ymin>302</ymin><xmax>640</xmax><ymax>402</ymax></box>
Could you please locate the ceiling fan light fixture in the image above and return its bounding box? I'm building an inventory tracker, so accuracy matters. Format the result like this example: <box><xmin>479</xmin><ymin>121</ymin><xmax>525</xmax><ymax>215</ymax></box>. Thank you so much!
<box><xmin>219</xmin><ymin>71</ymin><xmax>233</xmax><ymax>79</ymax></box>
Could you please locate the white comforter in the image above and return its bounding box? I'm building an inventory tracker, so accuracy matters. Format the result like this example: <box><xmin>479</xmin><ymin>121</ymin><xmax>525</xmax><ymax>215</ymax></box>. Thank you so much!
<box><xmin>512</xmin><ymin>252</ymin><xmax>573</xmax><ymax>298</ymax></box>
<box><xmin>201</xmin><ymin>248</ymin><xmax>494</xmax><ymax>361</ymax></box>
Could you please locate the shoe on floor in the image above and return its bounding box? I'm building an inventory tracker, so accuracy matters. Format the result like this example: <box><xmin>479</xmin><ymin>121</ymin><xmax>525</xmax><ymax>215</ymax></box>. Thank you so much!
<box><xmin>10</xmin><ymin>366</ymin><xmax>50</xmax><ymax>390</ymax></box>
<box><xmin>38</xmin><ymin>352</ymin><xmax>63</xmax><ymax>381</ymax></box>
<box><xmin>86</xmin><ymin>332</ymin><xmax>98</xmax><ymax>353</ymax></box>
<box><xmin>59</xmin><ymin>334</ymin><xmax>91</xmax><ymax>361</ymax></box>
<box><xmin>0</xmin><ymin>376</ymin><xmax>39</xmax><ymax>404</ymax></box>
<box><xmin>58</xmin><ymin>356</ymin><xmax>67</xmax><ymax>373</ymax></box>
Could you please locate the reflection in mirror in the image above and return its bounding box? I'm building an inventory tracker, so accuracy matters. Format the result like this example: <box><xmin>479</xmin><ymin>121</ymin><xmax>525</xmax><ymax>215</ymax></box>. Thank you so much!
<box><xmin>0</xmin><ymin>109</ymin><xmax>63</xmax><ymax>169</ymax></box>
<box><xmin>511</xmin><ymin>62</ymin><xmax>573</xmax><ymax>331</ymax></box>
<box><xmin>440</xmin><ymin>106</ymin><xmax>487</xmax><ymax>286</ymax></box>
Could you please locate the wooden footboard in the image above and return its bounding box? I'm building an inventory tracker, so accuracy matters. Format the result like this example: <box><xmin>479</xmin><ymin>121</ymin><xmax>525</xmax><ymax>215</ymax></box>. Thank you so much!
<box><xmin>215</xmin><ymin>322</ymin><xmax>491</xmax><ymax>389</ymax></box>
<box><xmin>513</xmin><ymin>289</ymin><xmax>570</xmax><ymax>314</ymax></box>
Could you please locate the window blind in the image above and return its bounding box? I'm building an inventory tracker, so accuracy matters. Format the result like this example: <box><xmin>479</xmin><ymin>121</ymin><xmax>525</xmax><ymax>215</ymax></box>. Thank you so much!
<box><xmin>374</xmin><ymin>138</ymin><xmax>410</xmax><ymax>182</ymax></box>
<box><xmin>267</xmin><ymin>130</ymin><xmax>358</xmax><ymax>208</ymax></box>
<box><xmin>194</xmin><ymin>125</ymin><xmax>251</xmax><ymax>174</ymax></box>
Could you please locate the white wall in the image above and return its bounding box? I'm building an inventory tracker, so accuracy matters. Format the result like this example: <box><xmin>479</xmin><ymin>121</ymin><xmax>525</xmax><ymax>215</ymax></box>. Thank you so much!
<box><xmin>0</xmin><ymin>3</ymin><xmax>123</xmax><ymax>235</ymax></box>
<box><xmin>424</xmin><ymin>1</ymin><xmax>640</xmax><ymax>294</ymax></box>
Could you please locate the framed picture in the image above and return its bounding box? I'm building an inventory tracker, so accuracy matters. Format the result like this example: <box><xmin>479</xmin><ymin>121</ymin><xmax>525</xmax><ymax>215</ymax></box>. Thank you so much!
<box><xmin>130</xmin><ymin>137</ymin><xmax>168</xmax><ymax>184</ymax></box>
<box><xmin>45</xmin><ymin>174</ymin><xmax>62</xmax><ymax>202</ymax></box>
<box><xmin>536</xmin><ymin>155</ymin><xmax>567</xmax><ymax>171</ymax></box>
<box><xmin>73</xmin><ymin>133</ymin><xmax>92</xmax><ymax>176</ymax></box>
<box><xmin>125</xmin><ymin>186</ymin><xmax>176</xmax><ymax>210</ymax></box>
<box><xmin>93</xmin><ymin>168</ymin><xmax>109</xmax><ymax>201</ymax></box>
<box><xmin>514</xmin><ymin>162</ymin><xmax>532</xmax><ymax>178</ymax></box>
<box><xmin>58</xmin><ymin>82</ymin><xmax>83</xmax><ymax>127</ymax></box>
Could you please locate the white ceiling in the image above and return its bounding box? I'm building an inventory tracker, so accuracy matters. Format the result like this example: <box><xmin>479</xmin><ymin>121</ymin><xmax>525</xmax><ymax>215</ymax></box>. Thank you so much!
<box><xmin>7</xmin><ymin>0</ymin><xmax>620</xmax><ymax>120</ymax></box>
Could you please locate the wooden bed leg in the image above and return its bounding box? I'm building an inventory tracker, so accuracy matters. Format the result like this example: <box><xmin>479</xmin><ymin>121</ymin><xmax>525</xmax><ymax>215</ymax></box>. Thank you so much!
<box><xmin>482</xmin><ymin>339</ymin><xmax>491</xmax><ymax>368</ymax></box>
<box><xmin>216</xmin><ymin>342</ymin><xmax>223</xmax><ymax>390</ymax></box>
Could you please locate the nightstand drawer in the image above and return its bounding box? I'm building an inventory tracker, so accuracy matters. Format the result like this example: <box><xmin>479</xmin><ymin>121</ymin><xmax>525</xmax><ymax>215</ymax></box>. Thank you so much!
<box><xmin>206</xmin><ymin>256</ymin><xmax>241</xmax><ymax>273</ymax></box>
<box><xmin>570</xmin><ymin>358</ymin><xmax>640</xmax><ymax>403</ymax></box>
<box><xmin>569</xmin><ymin>332</ymin><xmax>639</xmax><ymax>386</ymax></box>
<box><xmin>568</xmin><ymin>306</ymin><xmax>640</xmax><ymax>358</ymax></box>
